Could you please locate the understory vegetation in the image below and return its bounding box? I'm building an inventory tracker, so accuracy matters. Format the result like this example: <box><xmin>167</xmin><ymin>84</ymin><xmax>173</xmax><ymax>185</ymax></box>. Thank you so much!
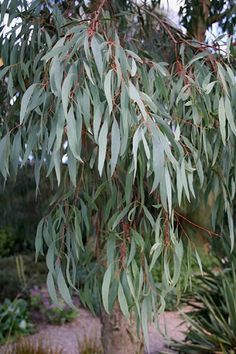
<box><xmin>170</xmin><ymin>240</ymin><xmax>236</xmax><ymax>353</ymax></box>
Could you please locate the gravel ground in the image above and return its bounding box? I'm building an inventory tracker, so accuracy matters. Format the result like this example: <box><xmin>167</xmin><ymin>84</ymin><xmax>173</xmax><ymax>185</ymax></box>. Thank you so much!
<box><xmin>1</xmin><ymin>308</ymin><xmax>188</xmax><ymax>354</ymax></box>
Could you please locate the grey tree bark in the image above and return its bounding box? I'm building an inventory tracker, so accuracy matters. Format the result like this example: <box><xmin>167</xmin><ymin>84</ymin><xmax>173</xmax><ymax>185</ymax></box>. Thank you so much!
<box><xmin>101</xmin><ymin>302</ymin><xmax>144</xmax><ymax>354</ymax></box>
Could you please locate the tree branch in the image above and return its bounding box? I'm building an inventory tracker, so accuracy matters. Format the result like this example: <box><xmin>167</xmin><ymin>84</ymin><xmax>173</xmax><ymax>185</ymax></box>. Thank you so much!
<box><xmin>207</xmin><ymin>5</ymin><xmax>236</xmax><ymax>26</ymax></box>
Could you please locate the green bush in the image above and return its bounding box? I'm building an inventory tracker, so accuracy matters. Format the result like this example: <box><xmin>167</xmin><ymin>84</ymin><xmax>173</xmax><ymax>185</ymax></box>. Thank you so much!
<box><xmin>30</xmin><ymin>286</ymin><xmax>78</xmax><ymax>325</ymax></box>
<box><xmin>0</xmin><ymin>227</ymin><xmax>17</xmax><ymax>257</ymax></box>
<box><xmin>0</xmin><ymin>168</ymin><xmax>54</xmax><ymax>255</ymax></box>
<box><xmin>0</xmin><ymin>254</ymin><xmax>47</xmax><ymax>302</ymax></box>
<box><xmin>0</xmin><ymin>298</ymin><xmax>34</xmax><ymax>344</ymax></box>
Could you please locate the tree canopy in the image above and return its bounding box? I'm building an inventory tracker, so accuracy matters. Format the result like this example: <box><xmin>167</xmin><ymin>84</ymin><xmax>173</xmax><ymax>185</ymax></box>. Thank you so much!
<box><xmin>0</xmin><ymin>0</ymin><xmax>236</xmax><ymax>349</ymax></box>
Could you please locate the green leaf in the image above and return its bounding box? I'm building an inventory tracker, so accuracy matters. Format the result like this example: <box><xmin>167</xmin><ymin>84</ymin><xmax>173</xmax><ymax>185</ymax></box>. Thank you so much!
<box><xmin>141</xmin><ymin>130</ymin><xmax>150</xmax><ymax>160</ymax></box>
<box><xmin>46</xmin><ymin>243</ymin><xmax>55</xmax><ymax>274</ymax></box>
<box><xmin>227</xmin><ymin>206</ymin><xmax>234</xmax><ymax>251</ymax></box>
<box><xmin>180</xmin><ymin>160</ymin><xmax>190</xmax><ymax>202</ymax></box>
<box><xmin>130</xmin><ymin>58</ymin><xmax>137</xmax><ymax>77</ymax></box>
<box><xmin>204</xmin><ymin>81</ymin><xmax>216</xmax><ymax>94</ymax></box>
<box><xmin>141</xmin><ymin>298</ymin><xmax>149</xmax><ymax>351</ymax></box>
<box><xmin>104</xmin><ymin>70</ymin><xmax>113</xmax><ymax>114</ymax></box>
<box><xmin>80</xmin><ymin>199</ymin><xmax>90</xmax><ymax>231</ymax></box>
<box><xmin>118</xmin><ymin>282</ymin><xmax>129</xmax><ymax>318</ymax></box>
<box><xmin>53</xmin><ymin>150</ymin><xmax>61</xmax><ymax>186</ymax></box>
<box><xmin>91</xmin><ymin>36</ymin><xmax>103</xmax><ymax>78</ymax></box>
<box><xmin>57</xmin><ymin>267</ymin><xmax>77</xmax><ymax>309</ymax></box>
<box><xmin>150</xmin><ymin>242</ymin><xmax>162</xmax><ymax>271</ymax></box>
<box><xmin>67</xmin><ymin>107</ymin><xmax>82</xmax><ymax>160</ymax></box>
<box><xmin>127</xmin><ymin>239</ymin><xmax>136</xmax><ymax>266</ymax></box>
<box><xmin>217</xmin><ymin>63</ymin><xmax>229</xmax><ymax>94</ymax></box>
<box><xmin>83</xmin><ymin>61</ymin><xmax>95</xmax><ymax>85</ymax></box>
<box><xmin>225</xmin><ymin>96</ymin><xmax>236</xmax><ymax>135</ymax></box>
<box><xmin>112</xmin><ymin>206</ymin><xmax>130</xmax><ymax>230</ymax></box>
<box><xmin>0</xmin><ymin>65</ymin><xmax>10</xmax><ymax>80</ymax></box>
<box><xmin>74</xmin><ymin>208</ymin><xmax>84</xmax><ymax>250</ymax></box>
<box><xmin>219</xmin><ymin>96</ymin><xmax>226</xmax><ymax>144</ymax></box>
<box><xmin>50</xmin><ymin>56</ymin><xmax>63</xmax><ymax>96</ymax></box>
<box><xmin>0</xmin><ymin>134</ymin><xmax>10</xmax><ymax>179</ymax></box>
<box><xmin>35</xmin><ymin>219</ymin><xmax>44</xmax><ymax>260</ymax></box>
<box><xmin>98</xmin><ymin>118</ymin><xmax>108</xmax><ymax>176</ymax></box>
<box><xmin>107</xmin><ymin>233</ymin><xmax>116</xmax><ymax>264</ymax></box>
<box><xmin>47</xmin><ymin>272</ymin><xmax>59</xmax><ymax>306</ymax></box>
<box><xmin>165</xmin><ymin>166</ymin><xmax>172</xmax><ymax>215</ymax></box>
<box><xmin>102</xmin><ymin>263</ymin><xmax>112</xmax><ymax>313</ymax></box>
<box><xmin>125</xmin><ymin>50</ymin><xmax>143</xmax><ymax>63</ymax></box>
<box><xmin>132</xmin><ymin>229</ymin><xmax>145</xmax><ymax>250</ymax></box>
<box><xmin>132</xmin><ymin>127</ymin><xmax>141</xmax><ymax>179</ymax></box>
<box><xmin>176</xmin><ymin>166</ymin><xmax>183</xmax><ymax>206</ymax></box>
<box><xmin>67</xmin><ymin>148</ymin><xmax>77</xmax><ymax>187</ymax></box>
<box><xmin>62</xmin><ymin>73</ymin><xmax>75</xmax><ymax>115</ymax></box>
<box><xmin>143</xmin><ymin>205</ymin><xmax>154</xmax><ymax>227</ymax></box>
<box><xmin>20</xmin><ymin>83</ymin><xmax>38</xmax><ymax>124</ymax></box>
<box><xmin>128</xmin><ymin>81</ymin><xmax>147</xmax><ymax>120</ymax></box>
<box><xmin>11</xmin><ymin>130</ymin><xmax>21</xmax><ymax>175</ymax></box>
<box><xmin>93</xmin><ymin>102</ymin><xmax>105</xmax><ymax>143</ymax></box>
<box><xmin>195</xmin><ymin>249</ymin><xmax>203</xmax><ymax>275</ymax></box>
<box><xmin>186</xmin><ymin>51</ymin><xmax>209</xmax><ymax>67</ymax></box>
<box><xmin>110</xmin><ymin>118</ymin><xmax>120</xmax><ymax>176</ymax></box>
<box><xmin>151</xmin><ymin>133</ymin><xmax>165</xmax><ymax>192</ymax></box>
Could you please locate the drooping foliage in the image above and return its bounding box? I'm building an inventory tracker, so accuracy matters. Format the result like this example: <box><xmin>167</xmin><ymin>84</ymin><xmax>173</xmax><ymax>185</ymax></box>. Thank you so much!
<box><xmin>0</xmin><ymin>0</ymin><xmax>236</xmax><ymax>344</ymax></box>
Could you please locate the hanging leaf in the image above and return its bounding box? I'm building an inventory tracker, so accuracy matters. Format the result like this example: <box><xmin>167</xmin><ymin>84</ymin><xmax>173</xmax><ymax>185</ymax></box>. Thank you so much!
<box><xmin>62</xmin><ymin>73</ymin><xmax>75</xmax><ymax>115</ymax></box>
<box><xmin>91</xmin><ymin>36</ymin><xmax>103</xmax><ymax>79</ymax></box>
<box><xmin>104</xmin><ymin>70</ymin><xmax>113</xmax><ymax>114</ymax></box>
<box><xmin>57</xmin><ymin>267</ymin><xmax>77</xmax><ymax>309</ymax></box>
<box><xmin>225</xmin><ymin>96</ymin><xmax>236</xmax><ymax>135</ymax></box>
<box><xmin>110</xmin><ymin>118</ymin><xmax>120</xmax><ymax>176</ymax></box>
<box><xmin>20</xmin><ymin>83</ymin><xmax>38</xmax><ymax>124</ymax></box>
<box><xmin>102</xmin><ymin>264</ymin><xmax>112</xmax><ymax>313</ymax></box>
<box><xmin>47</xmin><ymin>272</ymin><xmax>59</xmax><ymax>306</ymax></box>
<box><xmin>98</xmin><ymin>118</ymin><xmax>108</xmax><ymax>176</ymax></box>
<box><xmin>219</xmin><ymin>96</ymin><xmax>226</xmax><ymax>145</ymax></box>
<box><xmin>35</xmin><ymin>219</ymin><xmax>44</xmax><ymax>260</ymax></box>
<box><xmin>118</xmin><ymin>281</ymin><xmax>129</xmax><ymax>318</ymax></box>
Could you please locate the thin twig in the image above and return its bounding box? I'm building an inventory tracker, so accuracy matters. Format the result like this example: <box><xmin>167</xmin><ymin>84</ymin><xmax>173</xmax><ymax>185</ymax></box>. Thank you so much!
<box><xmin>174</xmin><ymin>210</ymin><xmax>220</xmax><ymax>237</ymax></box>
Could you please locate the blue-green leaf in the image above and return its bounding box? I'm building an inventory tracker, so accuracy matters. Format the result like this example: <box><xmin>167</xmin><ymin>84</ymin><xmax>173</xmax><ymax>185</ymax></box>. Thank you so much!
<box><xmin>98</xmin><ymin>119</ymin><xmax>108</xmax><ymax>176</ymax></box>
<box><xmin>110</xmin><ymin>118</ymin><xmax>120</xmax><ymax>176</ymax></box>
<box><xmin>20</xmin><ymin>83</ymin><xmax>38</xmax><ymax>124</ymax></box>
<box><xmin>91</xmin><ymin>36</ymin><xmax>103</xmax><ymax>79</ymax></box>
<box><xmin>219</xmin><ymin>96</ymin><xmax>226</xmax><ymax>144</ymax></box>
<box><xmin>57</xmin><ymin>267</ymin><xmax>76</xmax><ymax>309</ymax></box>
<box><xmin>118</xmin><ymin>282</ymin><xmax>129</xmax><ymax>318</ymax></box>
<box><xmin>104</xmin><ymin>70</ymin><xmax>113</xmax><ymax>114</ymax></box>
<box><xmin>102</xmin><ymin>263</ymin><xmax>112</xmax><ymax>313</ymax></box>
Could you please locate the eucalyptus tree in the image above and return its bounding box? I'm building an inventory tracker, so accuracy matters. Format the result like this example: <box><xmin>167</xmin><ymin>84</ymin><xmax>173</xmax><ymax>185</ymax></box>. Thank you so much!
<box><xmin>0</xmin><ymin>1</ymin><xmax>236</xmax><ymax>353</ymax></box>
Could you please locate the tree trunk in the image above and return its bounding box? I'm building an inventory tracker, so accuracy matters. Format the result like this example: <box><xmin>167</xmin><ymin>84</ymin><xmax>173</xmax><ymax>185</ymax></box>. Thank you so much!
<box><xmin>194</xmin><ymin>0</ymin><xmax>211</xmax><ymax>42</ymax></box>
<box><xmin>101</xmin><ymin>302</ymin><xmax>144</xmax><ymax>354</ymax></box>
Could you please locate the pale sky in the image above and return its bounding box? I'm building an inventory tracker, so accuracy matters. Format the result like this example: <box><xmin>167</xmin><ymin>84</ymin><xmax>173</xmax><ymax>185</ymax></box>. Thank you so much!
<box><xmin>161</xmin><ymin>0</ymin><xmax>182</xmax><ymax>23</ymax></box>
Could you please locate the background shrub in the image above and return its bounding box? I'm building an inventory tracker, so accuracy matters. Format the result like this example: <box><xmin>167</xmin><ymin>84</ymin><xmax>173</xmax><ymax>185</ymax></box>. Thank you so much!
<box><xmin>0</xmin><ymin>227</ymin><xmax>17</xmax><ymax>257</ymax></box>
<box><xmin>0</xmin><ymin>254</ymin><xmax>47</xmax><ymax>302</ymax></box>
<box><xmin>30</xmin><ymin>286</ymin><xmax>78</xmax><ymax>325</ymax></box>
<box><xmin>0</xmin><ymin>298</ymin><xmax>34</xmax><ymax>344</ymax></box>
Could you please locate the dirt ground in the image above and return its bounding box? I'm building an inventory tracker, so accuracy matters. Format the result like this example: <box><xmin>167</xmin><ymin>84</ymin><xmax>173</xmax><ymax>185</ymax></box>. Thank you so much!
<box><xmin>1</xmin><ymin>308</ymin><xmax>188</xmax><ymax>354</ymax></box>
